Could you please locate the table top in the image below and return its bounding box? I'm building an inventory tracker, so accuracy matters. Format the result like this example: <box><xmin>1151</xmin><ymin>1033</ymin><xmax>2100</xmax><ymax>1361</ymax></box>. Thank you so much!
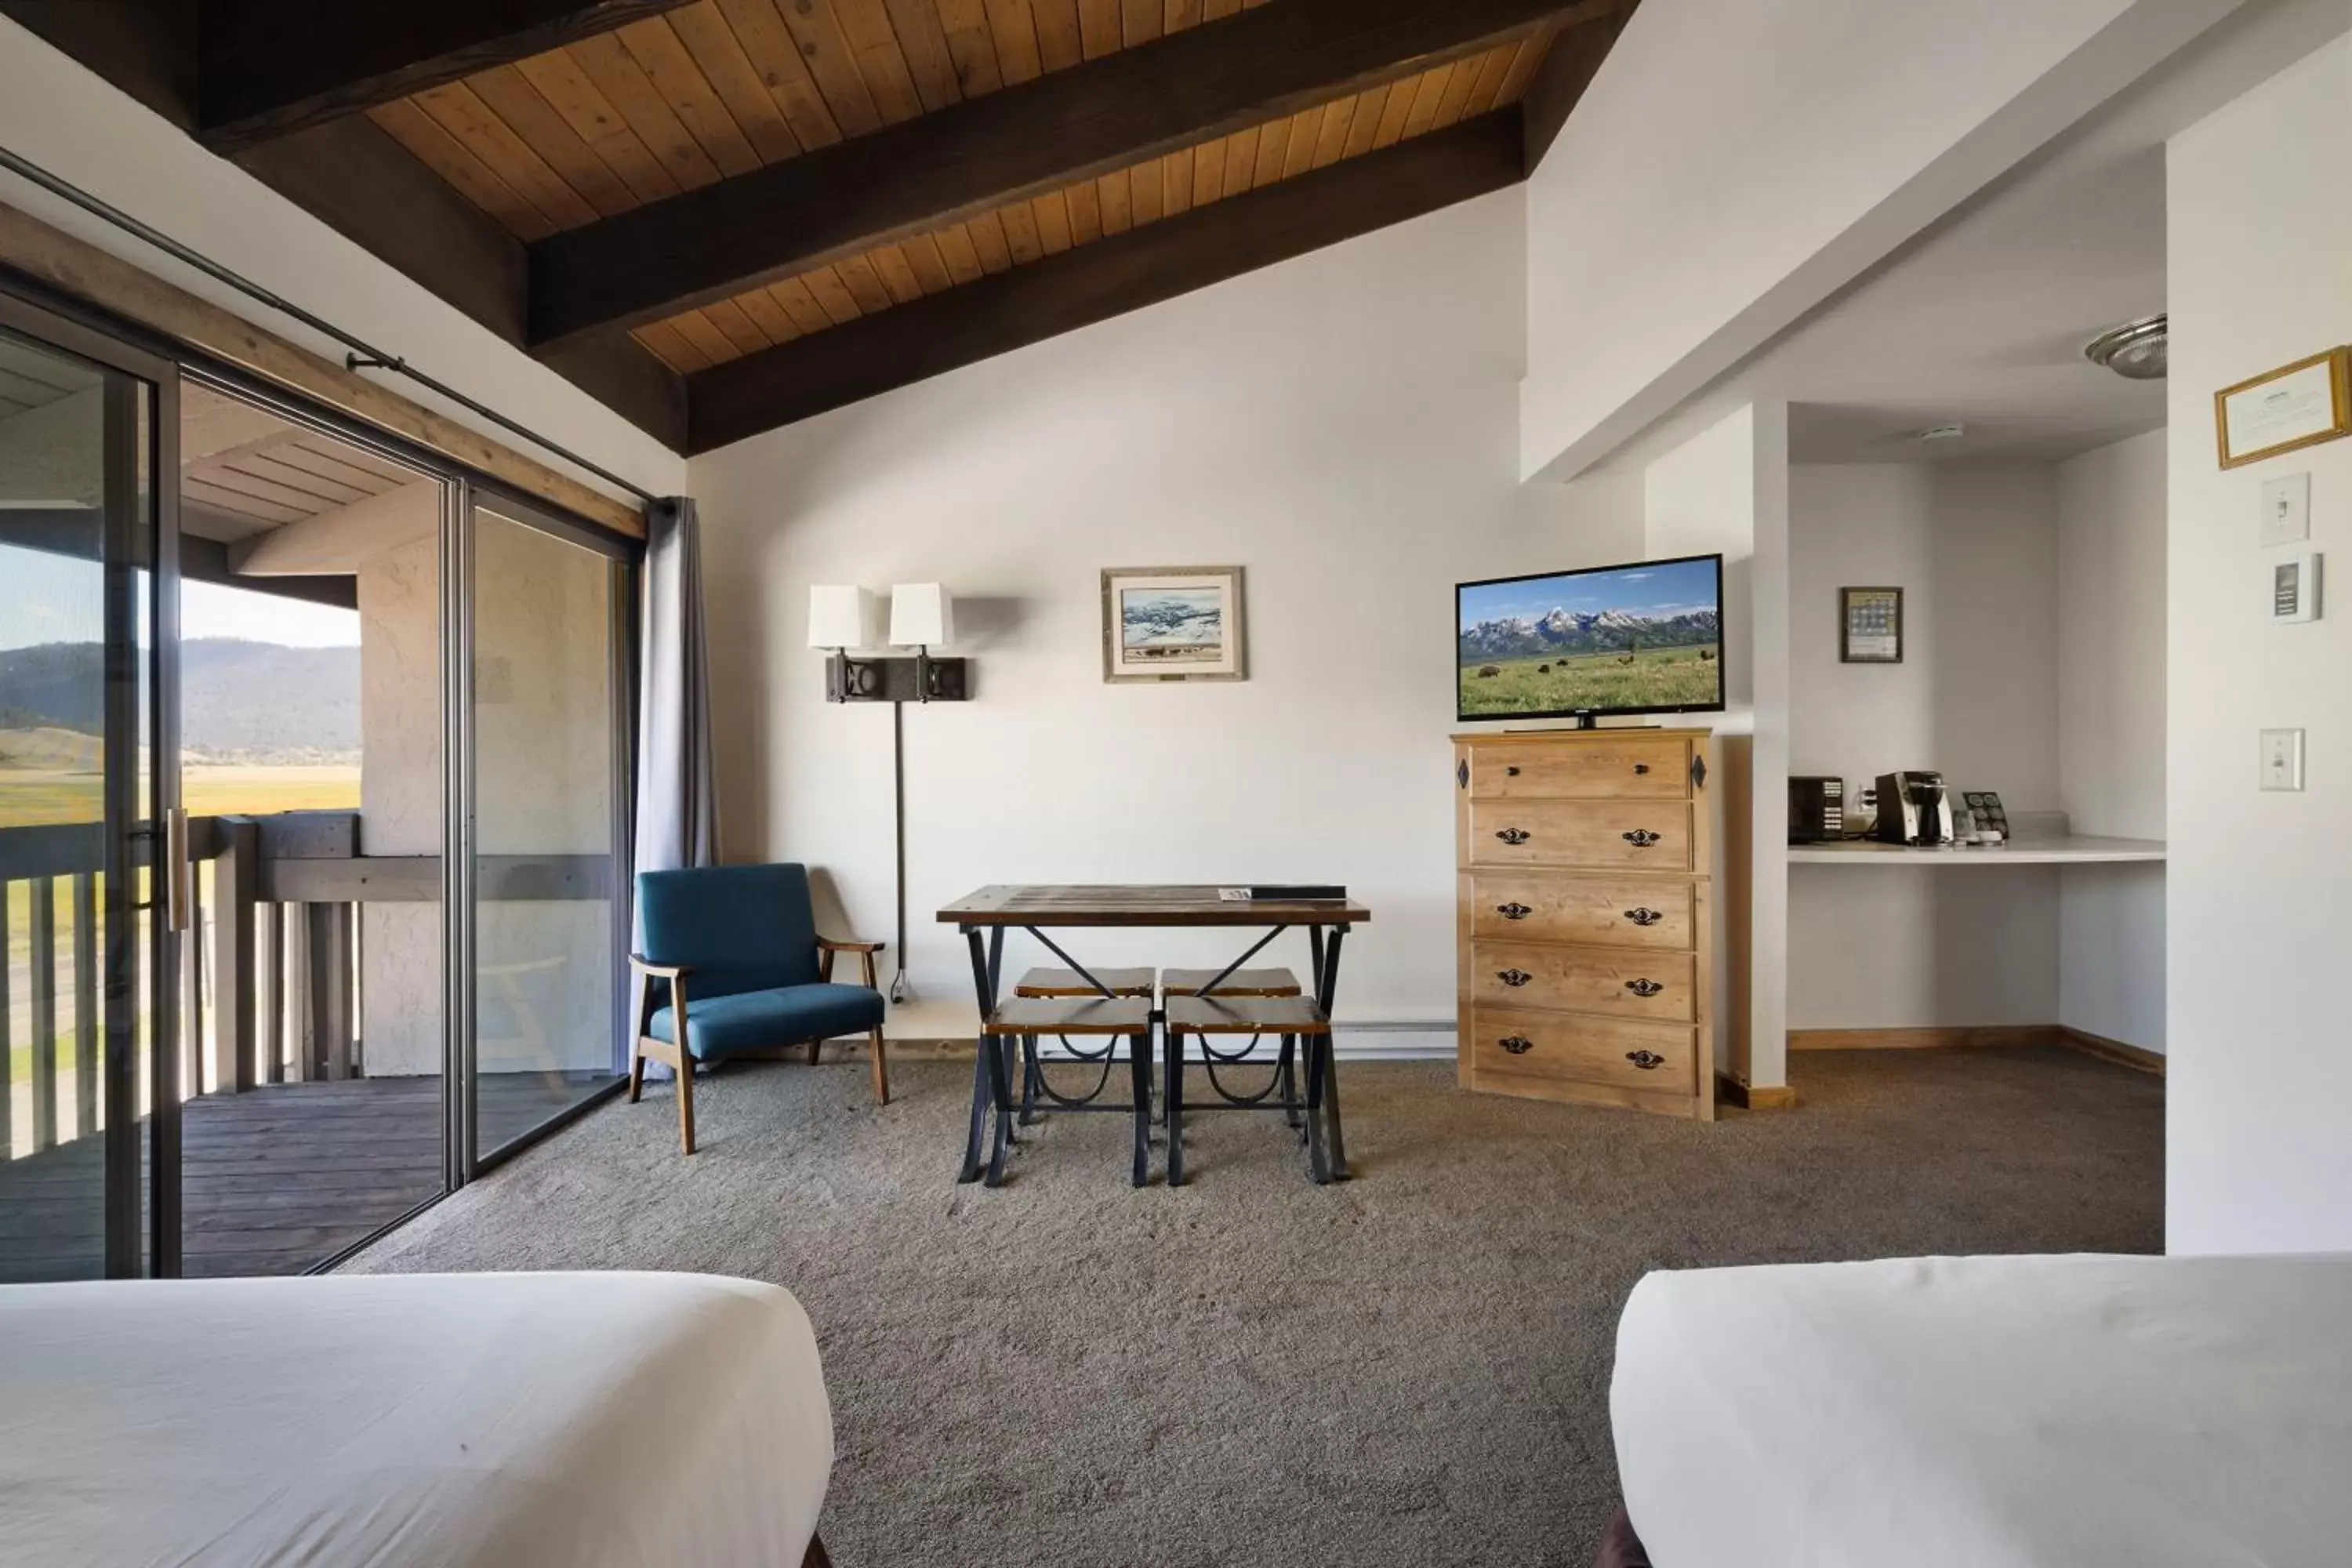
<box><xmin>938</xmin><ymin>884</ymin><xmax>1373</xmax><ymax>927</ymax></box>
<box><xmin>1785</xmin><ymin>834</ymin><xmax>2166</xmax><ymax>866</ymax></box>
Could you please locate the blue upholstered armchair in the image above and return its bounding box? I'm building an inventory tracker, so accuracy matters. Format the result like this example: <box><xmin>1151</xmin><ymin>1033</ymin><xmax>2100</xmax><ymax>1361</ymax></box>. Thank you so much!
<box><xmin>630</xmin><ymin>863</ymin><xmax>889</xmax><ymax>1153</ymax></box>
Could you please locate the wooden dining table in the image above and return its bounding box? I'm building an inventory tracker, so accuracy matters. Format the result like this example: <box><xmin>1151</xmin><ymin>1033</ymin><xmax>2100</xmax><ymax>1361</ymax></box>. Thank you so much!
<box><xmin>936</xmin><ymin>885</ymin><xmax>1372</xmax><ymax>1187</ymax></box>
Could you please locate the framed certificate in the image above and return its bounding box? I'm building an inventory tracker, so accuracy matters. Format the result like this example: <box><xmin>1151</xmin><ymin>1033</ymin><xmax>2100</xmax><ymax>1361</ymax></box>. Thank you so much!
<box><xmin>1840</xmin><ymin>586</ymin><xmax>1903</xmax><ymax>664</ymax></box>
<box><xmin>2215</xmin><ymin>348</ymin><xmax>2351</xmax><ymax>469</ymax></box>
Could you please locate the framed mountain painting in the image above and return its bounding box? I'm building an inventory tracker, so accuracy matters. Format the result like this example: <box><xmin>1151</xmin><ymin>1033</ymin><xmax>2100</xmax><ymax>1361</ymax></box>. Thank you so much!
<box><xmin>1101</xmin><ymin>566</ymin><xmax>1247</xmax><ymax>683</ymax></box>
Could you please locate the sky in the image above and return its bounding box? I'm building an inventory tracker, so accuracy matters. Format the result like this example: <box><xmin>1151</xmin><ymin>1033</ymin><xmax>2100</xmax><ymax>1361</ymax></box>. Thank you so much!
<box><xmin>0</xmin><ymin>543</ymin><xmax>359</xmax><ymax>651</ymax></box>
<box><xmin>1459</xmin><ymin>557</ymin><xmax>1720</xmax><ymax>628</ymax></box>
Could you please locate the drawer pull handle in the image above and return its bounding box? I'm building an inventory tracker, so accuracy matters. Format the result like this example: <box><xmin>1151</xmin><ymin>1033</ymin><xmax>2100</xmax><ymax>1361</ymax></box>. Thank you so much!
<box><xmin>1495</xmin><ymin>826</ymin><xmax>1531</xmax><ymax>844</ymax></box>
<box><xmin>1624</xmin><ymin>978</ymin><xmax>1664</xmax><ymax>998</ymax></box>
<box><xmin>1622</xmin><ymin>829</ymin><xmax>1662</xmax><ymax>848</ymax></box>
<box><xmin>1499</xmin><ymin>1036</ymin><xmax>1534</xmax><ymax>1055</ymax></box>
<box><xmin>1497</xmin><ymin>968</ymin><xmax>1532</xmax><ymax>987</ymax></box>
<box><xmin>1626</xmin><ymin>1050</ymin><xmax>1667</xmax><ymax>1070</ymax></box>
<box><xmin>1633</xmin><ymin>763</ymin><xmax>1650</xmax><ymax>775</ymax></box>
<box><xmin>1505</xmin><ymin>765</ymin><xmax>1520</xmax><ymax>776</ymax></box>
<box><xmin>1624</xmin><ymin>907</ymin><xmax>1663</xmax><ymax>927</ymax></box>
<box><xmin>1497</xmin><ymin>902</ymin><xmax>1532</xmax><ymax>920</ymax></box>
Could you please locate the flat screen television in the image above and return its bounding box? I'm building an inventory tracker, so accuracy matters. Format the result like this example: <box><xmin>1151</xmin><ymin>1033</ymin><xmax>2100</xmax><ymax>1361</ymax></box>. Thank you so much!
<box><xmin>1457</xmin><ymin>554</ymin><xmax>1725</xmax><ymax>724</ymax></box>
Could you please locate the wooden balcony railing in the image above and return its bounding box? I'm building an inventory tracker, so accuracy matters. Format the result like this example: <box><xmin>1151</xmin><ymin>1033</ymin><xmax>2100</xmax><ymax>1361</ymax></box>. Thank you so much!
<box><xmin>2</xmin><ymin>812</ymin><xmax>609</xmax><ymax>1160</ymax></box>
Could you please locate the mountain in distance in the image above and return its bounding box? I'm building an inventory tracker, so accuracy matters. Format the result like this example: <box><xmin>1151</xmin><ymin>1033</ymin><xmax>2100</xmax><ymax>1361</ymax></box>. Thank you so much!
<box><xmin>1459</xmin><ymin>606</ymin><xmax>1721</xmax><ymax>662</ymax></box>
<box><xmin>0</xmin><ymin>638</ymin><xmax>359</xmax><ymax>761</ymax></box>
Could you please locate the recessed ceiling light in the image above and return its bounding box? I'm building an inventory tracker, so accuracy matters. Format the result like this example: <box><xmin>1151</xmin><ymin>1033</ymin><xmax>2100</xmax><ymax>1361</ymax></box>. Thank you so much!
<box><xmin>2085</xmin><ymin>314</ymin><xmax>2168</xmax><ymax>379</ymax></box>
<box><xmin>1918</xmin><ymin>424</ymin><xmax>1967</xmax><ymax>442</ymax></box>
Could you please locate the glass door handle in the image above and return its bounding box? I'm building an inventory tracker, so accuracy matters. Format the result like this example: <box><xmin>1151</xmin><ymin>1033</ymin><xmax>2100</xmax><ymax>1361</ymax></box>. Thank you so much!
<box><xmin>165</xmin><ymin>805</ymin><xmax>192</xmax><ymax>932</ymax></box>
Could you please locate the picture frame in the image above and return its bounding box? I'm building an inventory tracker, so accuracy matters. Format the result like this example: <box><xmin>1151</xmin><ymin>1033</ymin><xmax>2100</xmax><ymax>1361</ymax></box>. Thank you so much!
<box><xmin>2215</xmin><ymin>347</ymin><xmax>2352</xmax><ymax>470</ymax></box>
<box><xmin>1102</xmin><ymin>565</ymin><xmax>1247</xmax><ymax>683</ymax></box>
<box><xmin>1840</xmin><ymin>586</ymin><xmax>1903</xmax><ymax>664</ymax></box>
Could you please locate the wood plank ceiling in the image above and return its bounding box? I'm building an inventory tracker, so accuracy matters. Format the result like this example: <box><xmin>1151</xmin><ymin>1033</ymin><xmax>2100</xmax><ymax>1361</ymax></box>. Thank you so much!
<box><xmin>368</xmin><ymin>0</ymin><xmax>1555</xmax><ymax>377</ymax></box>
<box><xmin>5</xmin><ymin>0</ymin><xmax>1639</xmax><ymax>458</ymax></box>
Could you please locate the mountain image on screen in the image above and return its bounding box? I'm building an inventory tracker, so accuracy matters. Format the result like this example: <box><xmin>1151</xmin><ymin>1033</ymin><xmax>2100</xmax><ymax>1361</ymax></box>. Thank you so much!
<box><xmin>1457</xmin><ymin>558</ymin><xmax>1723</xmax><ymax>718</ymax></box>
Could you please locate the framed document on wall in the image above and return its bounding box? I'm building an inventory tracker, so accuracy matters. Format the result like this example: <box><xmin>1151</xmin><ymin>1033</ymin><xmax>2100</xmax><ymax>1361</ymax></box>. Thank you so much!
<box><xmin>1840</xmin><ymin>586</ymin><xmax>1903</xmax><ymax>664</ymax></box>
<box><xmin>2216</xmin><ymin>348</ymin><xmax>2352</xmax><ymax>469</ymax></box>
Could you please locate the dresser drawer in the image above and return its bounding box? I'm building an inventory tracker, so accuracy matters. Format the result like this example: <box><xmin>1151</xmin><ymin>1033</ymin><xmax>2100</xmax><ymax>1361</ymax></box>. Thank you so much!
<box><xmin>1467</xmin><ymin>799</ymin><xmax>1694</xmax><ymax>870</ymax></box>
<box><xmin>1469</xmin><ymin>1008</ymin><xmax>1696</xmax><ymax>1095</ymax></box>
<box><xmin>1462</xmin><ymin>738</ymin><xmax>1691</xmax><ymax>800</ymax></box>
<box><xmin>1468</xmin><ymin>874</ymin><xmax>1696</xmax><ymax>949</ymax></box>
<box><xmin>1471</xmin><ymin>941</ymin><xmax>1695</xmax><ymax>1022</ymax></box>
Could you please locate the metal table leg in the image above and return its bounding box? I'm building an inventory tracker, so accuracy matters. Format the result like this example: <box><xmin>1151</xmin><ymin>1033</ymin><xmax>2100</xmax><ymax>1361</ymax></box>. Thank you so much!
<box><xmin>958</xmin><ymin>925</ymin><xmax>1004</xmax><ymax>1184</ymax></box>
<box><xmin>985</xmin><ymin>1031</ymin><xmax>1014</xmax><ymax>1186</ymax></box>
<box><xmin>1316</xmin><ymin>924</ymin><xmax>1351</xmax><ymax>1181</ymax></box>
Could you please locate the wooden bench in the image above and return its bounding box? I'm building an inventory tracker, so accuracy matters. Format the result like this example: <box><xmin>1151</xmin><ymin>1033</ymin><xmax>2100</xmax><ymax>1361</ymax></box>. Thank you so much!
<box><xmin>981</xmin><ymin>997</ymin><xmax>1155</xmax><ymax>1187</ymax></box>
<box><xmin>1159</xmin><ymin>966</ymin><xmax>1303</xmax><ymax>997</ymax></box>
<box><xmin>1162</xmin><ymin>995</ymin><xmax>1337</xmax><ymax>1186</ymax></box>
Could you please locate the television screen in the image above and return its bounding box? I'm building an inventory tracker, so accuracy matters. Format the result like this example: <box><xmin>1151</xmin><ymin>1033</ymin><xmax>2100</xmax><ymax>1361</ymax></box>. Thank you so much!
<box><xmin>1457</xmin><ymin>554</ymin><xmax>1725</xmax><ymax>721</ymax></box>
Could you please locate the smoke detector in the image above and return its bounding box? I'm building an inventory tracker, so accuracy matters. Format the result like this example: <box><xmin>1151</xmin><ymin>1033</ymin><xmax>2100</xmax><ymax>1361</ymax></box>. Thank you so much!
<box><xmin>2085</xmin><ymin>314</ymin><xmax>2168</xmax><ymax>379</ymax></box>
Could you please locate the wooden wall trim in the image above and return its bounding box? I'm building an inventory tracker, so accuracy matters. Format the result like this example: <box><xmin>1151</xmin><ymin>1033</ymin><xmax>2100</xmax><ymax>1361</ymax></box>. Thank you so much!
<box><xmin>1789</xmin><ymin>1025</ymin><xmax>2166</xmax><ymax>1076</ymax></box>
<box><xmin>0</xmin><ymin>197</ymin><xmax>645</xmax><ymax>539</ymax></box>
<box><xmin>530</xmin><ymin>0</ymin><xmax>1631</xmax><ymax>346</ymax></box>
<box><xmin>686</xmin><ymin>109</ymin><xmax>1526</xmax><ymax>454</ymax></box>
<box><xmin>1716</xmin><ymin>1073</ymin><xmax>1797</xmax><ymax>1111</ymax></box>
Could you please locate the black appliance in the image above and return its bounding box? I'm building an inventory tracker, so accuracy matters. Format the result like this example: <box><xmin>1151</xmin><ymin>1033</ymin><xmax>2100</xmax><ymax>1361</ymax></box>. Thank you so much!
<box><xmin>1788</xmin><ymin>776</ymin><xmax>1844</xmax><ymax>843</ymax></box>
<box><xmin>1871</xmin><ymin>771</ymin><xmax>1956</xmax><ymax>846</ymax></box>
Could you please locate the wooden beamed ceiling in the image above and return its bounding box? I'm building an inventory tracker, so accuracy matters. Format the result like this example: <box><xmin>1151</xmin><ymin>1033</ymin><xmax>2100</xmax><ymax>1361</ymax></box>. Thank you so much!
<box><xmin>10</xmin><ymin>0</ymin><xmax>1639</xmax><ymax>455</ymax></box>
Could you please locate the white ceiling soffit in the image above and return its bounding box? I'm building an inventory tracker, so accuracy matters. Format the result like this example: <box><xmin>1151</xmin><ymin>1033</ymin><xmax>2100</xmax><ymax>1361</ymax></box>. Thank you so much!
<box><xmin>1577</xmin><ymin>0</ymin><xmax>2352</xmax><ymax>477</ymax></box>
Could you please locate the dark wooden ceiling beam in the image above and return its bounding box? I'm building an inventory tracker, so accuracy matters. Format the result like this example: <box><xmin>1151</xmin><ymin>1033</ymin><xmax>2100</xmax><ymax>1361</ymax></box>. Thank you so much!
<box><xmin>531</xmin><ymin>0</ymin><xmax>1632</xmax><ymax>348</ymax></box>
<box><xmin>684</xmin><ymin>109</ymin><xmax>1523</xmax><ymax>456</ymax></box>
<box><xmin>1523</xmin><ymin>0</ymin><xmax>1638</xmax><ymax>169</ymax></box>
<box><xmin>195</xmin><ymin>0</ymin><xmax>697</xmax><ymax>152</ymax></box>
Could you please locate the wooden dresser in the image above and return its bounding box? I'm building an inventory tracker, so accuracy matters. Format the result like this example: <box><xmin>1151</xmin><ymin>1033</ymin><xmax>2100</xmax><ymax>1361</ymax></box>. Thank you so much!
<box><xmin>1453</xmin><ymin>728</ymin><xmax>1716</xmax><ymax>1121</ymax></box>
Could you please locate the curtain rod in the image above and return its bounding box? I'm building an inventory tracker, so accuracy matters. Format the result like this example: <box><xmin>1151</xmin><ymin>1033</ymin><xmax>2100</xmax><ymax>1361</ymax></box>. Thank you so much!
<box><xmin>0</xmin><ymin>144</ymin><xmax>660</xmax><ymax>506</ymax></box>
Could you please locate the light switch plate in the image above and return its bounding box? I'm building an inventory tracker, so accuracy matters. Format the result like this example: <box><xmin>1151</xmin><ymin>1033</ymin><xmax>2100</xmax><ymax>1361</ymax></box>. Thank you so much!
<box><xmin>2261</xmin><ymin>472</ymin><xmax>2312</xmax><ymax>546</ymax></box>
<box><xmin>2260</xmin><ymin>728</ymin><xmax>2306</xmax><ymax>792</ymax></box>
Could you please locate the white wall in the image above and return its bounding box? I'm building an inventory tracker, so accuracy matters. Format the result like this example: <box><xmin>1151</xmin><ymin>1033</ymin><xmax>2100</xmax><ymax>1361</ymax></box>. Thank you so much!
<box><xmin>0</xmin><ymin>15</ymin><xmax>687</xmax><ymax>503</ymax></box>
<box><xmin>1520</xmin><ymin>0</ymin><xmax>2250</xmax><ymax>481</ymax></box>
<box><xmin>2165</xmin><ymin>34</ymin><xmax>2352</xmax><ymax>1255</ymax></box>
<box><xmin>1785</xmin><ymin>461</ymin><xmax>2064</xmax><ymax>1031</ymax></box>
<box><xmin>1642</xmin><ymin>403</ymin><xmax>1790</xmax><ymax>1086</ymax></box>
<box><xmin>2058</xmin><ymin>430</ymin><xmax>2168</xmax><ymax>1051</ymax></box>
<box><xmin>691</xmin><ymin>188</ymin><xmax>1645</xmax><ymax>1043</ymax></box>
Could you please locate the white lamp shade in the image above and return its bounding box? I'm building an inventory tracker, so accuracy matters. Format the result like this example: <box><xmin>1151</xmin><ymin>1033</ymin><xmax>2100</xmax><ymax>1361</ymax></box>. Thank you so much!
<box><xmin>808</xmin><ymin>584</ymin><xmax>877</xmax><ymax>650</ymax></box>
<box><xmin>889</xmin><ymin>583</ymin><xmax>955</xmax><ymax>648</ymax></box>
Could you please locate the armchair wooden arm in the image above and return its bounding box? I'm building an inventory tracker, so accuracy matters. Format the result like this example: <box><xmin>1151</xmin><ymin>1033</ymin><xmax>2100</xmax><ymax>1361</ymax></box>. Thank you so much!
<box><xmin>628</xmin><ymin>953</ymin><xmax>694</xmax><ymax>979</ymax></box>
<box><xmin>815</xmin><ymin>936</ymin><xmax>884</xmax><ymax>988</ymax></box>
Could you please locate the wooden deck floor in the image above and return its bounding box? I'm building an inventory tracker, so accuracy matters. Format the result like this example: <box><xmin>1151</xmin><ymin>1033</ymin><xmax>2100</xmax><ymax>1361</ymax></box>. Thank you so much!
<box><xmin>0</xmin><ymin>1074</ymin><xmax>615</xmax><ymax>1282</ymax></box>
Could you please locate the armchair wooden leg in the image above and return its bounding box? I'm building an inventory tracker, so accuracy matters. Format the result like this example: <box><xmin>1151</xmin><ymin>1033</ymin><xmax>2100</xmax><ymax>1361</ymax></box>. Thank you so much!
<box><xmin>676</xmin><ymin>1053</ymin><xmax>696</xmax><ymax>1156</ymax></box>
<box><xmin>627</xmin><ymin>1039</ymin><xmax>647</xmax><ymax>1104</ymax></box>
<box><xmin>868</xmin><ymin>1026</ymin><xmax>890</xmax><ymax>1105</ymax></box>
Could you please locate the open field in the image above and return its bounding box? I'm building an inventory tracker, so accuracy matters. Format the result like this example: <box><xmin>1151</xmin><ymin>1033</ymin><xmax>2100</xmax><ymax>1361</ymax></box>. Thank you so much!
<box><xmin>1458</xmin><ymin>643</ymin><xmax>1720</xmax><ymax>717</ymax></box>
<box><xmin>1</xmin><ymin>763</ymin><xmax>360</xmax><ymax>830</ymax></box>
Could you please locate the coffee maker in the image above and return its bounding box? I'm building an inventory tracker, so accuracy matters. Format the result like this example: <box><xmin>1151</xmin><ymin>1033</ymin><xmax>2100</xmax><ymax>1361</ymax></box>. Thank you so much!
<box><xmin>1871</xmin><ymin>771</ymin><xmax>1956</xmax><ymax>846</ymax></box>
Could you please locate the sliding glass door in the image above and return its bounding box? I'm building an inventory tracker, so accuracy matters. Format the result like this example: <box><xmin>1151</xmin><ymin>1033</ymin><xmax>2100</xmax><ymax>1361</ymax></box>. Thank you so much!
<box><xmin>0</xmin><ymin>302</ymin><xmax>172</xmax><ymax>1280</ymax></box>
<box><xmin>464</xmin><ymin>492</ymin><xmax>631</xmax><ymax>1164</ymax></box>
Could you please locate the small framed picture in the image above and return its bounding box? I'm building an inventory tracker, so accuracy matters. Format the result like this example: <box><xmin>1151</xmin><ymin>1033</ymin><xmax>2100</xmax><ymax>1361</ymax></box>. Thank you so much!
<box><xmin>1102</xmin><ymin>565</ymin><xmax>1246</xmax><ymax>682</ymax></box>
<box><xmin>1840</xmin><ymin>586</ymin><xmax>1903</xmax><ymax>663</ymax></box>
<box><xmin>2215</xmin><ymin>348</ymin><xmax>2352</xmax><ymax>469</ymax></box>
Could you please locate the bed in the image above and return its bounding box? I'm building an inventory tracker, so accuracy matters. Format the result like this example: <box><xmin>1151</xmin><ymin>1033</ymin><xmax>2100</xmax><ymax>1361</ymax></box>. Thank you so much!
<box><xmin>0</xmin><ymin>1271</ymin><xmax>833</xmax><ymax>1566</ymax></box>
<box><xmin>1606</xmin><ymin>1253</ymin><xmax>2352</xmax><ymax>1567</ymax></box>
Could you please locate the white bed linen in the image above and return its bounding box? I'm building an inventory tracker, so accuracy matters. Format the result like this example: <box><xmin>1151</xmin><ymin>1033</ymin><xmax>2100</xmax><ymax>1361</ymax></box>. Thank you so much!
<box><xmin>1612</xmin><ymin>1254</ymin><xmax>2352</xmax><ymax>1568</ymax></box>
<box><xmin>0</xmin><ymin>1271</ymin><xmax>831</xmax><ymax>1567</ymax></box>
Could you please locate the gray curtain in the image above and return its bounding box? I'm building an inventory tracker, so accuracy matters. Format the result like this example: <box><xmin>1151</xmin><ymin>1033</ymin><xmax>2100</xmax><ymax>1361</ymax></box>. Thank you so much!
<box><xmin>633</xmin><ymin>496</ymin><xmax>718</xmax><ymax>887</ymax></box>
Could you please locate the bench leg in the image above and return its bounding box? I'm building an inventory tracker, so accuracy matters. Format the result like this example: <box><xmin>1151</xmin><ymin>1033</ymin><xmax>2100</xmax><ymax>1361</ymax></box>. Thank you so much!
<box><xmin>1165</xmin><ymin>1028</ymin><xmax>1186</xmax><ymax>1188</ymax></box>
<box><xmin>1129</xmin><ymin>1031</ymin><xmax>1152</xmax><ymax>1188</ymax></box>
<box><xmin>1320</xmin><ymin>1035</ymin><xmax>1349</xmax><ymax>1181</ymax></box>
<box><xmin>1018</xmin><ymin>1032</ymin><xmax>1039</xmax><ymax>1126</ymax></box>
<box><xmin>985</xmin><ymin>1034</ymin><xmax>1014</xmax><ymax>1187</ymax></box>
<box><xmin>1279</xmin><ymin>1033</ymin><xmax>1301</xmax><ymax>1133</ymax></box>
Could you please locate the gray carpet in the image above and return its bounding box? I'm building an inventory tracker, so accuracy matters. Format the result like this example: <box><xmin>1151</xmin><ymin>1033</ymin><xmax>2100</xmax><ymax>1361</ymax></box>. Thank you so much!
<box><xmin>345</xmin><ymin>1046</ymin><xmax>2163</xmax><ymax>1567</ymax></box>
